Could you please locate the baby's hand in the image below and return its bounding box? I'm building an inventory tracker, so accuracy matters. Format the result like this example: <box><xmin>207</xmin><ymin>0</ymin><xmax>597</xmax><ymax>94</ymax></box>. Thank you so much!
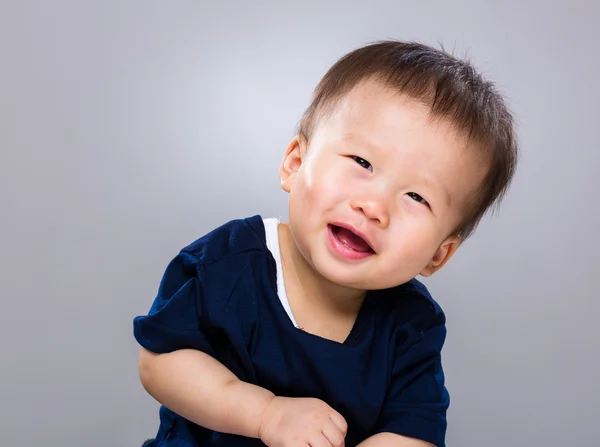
<box><xmin>258</xmin><ymin>396</ymin><xmax>347</xmax><ymax>447</ymax></box>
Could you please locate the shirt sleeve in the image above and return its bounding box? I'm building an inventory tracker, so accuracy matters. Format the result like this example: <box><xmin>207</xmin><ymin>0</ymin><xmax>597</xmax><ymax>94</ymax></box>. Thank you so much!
<box><xmin>133</xmin><ymin>250</ymin><xmax>215</xmax><ymax>356</ymax></box>
<box><xmin>371</xmin><ymin>317</ymin><xmax>449</xmax><ymax>447</ymax></box>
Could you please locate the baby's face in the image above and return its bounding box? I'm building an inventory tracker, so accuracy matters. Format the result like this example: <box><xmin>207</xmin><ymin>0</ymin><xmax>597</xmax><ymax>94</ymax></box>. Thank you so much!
<box><xmin>282</xmin><ymin>80</ymin><xmax>487</xmax><ymax>290</ymax></box>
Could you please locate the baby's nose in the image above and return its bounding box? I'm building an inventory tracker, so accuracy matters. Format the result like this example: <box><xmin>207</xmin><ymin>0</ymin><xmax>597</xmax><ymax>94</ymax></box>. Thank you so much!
<box><xmin>351</xmin><ymin>197</ymin><xmax>389</xmax><ymax>228</ymax></box>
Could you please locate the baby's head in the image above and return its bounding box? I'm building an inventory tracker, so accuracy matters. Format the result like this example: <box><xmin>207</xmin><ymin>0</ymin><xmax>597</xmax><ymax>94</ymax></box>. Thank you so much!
<box><xmin>279</xmin><ymin>41</ymin><xmax>517</xmax><ymax>291</ymax></box>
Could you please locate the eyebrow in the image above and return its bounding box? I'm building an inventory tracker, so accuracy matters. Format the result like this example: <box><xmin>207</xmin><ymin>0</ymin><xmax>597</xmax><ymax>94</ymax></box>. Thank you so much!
<box><xmin>342</xmin><ymin>132</ymin><xmax>382</xmax><ymax>153</ymax></box>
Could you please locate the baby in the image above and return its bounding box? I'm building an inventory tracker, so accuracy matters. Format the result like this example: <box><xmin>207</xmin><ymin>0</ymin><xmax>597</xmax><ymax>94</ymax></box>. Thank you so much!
<box><xmin>134</xmin><ymin>40</ymin><xmax>517</xmax><ymax>447</ymax></box>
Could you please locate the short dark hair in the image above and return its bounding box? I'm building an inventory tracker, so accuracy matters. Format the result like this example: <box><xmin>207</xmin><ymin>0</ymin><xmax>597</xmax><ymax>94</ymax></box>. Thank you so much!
<box><xmin>298</xmin><ymin>40</ymin><xmax>518</xmax><ymax>239</ymax></box>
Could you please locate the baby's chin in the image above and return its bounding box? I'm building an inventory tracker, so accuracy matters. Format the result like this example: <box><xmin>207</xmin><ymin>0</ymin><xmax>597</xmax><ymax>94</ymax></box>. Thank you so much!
<box><xmin>312</xmin><ymin>259</ymin><xmax>415</xmax><ymax>291</ymax></box>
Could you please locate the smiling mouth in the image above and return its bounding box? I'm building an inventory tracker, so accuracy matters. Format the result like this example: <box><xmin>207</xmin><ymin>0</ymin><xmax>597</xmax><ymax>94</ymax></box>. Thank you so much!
<box><xmin>329</xmin><ymin>224</ymin><xmax>375</xmax><ymax>254</ymax></box>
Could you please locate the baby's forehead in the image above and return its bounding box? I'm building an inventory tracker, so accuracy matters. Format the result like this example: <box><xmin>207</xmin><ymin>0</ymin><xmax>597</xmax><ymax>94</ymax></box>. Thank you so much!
<box><xmin>313</xmin><ymin>79</ymin><xmax>486</xmax><ymax>164</ymax></box>
<box><xmin>320</xmin><ymin>80</ymin><xmax>457</xmax><ymax>128</ymax></box>
<box><xmin>321</xmin><ymin>90</ymin><xmax>471</xmax><ymax>150</ymax></box>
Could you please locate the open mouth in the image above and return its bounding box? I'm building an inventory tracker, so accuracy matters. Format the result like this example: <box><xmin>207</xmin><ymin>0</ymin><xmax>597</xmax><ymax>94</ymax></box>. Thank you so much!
<box><xmin>328</xmin><ymin>224</ymin><xmax>375</xmax><ymax>259</ymax></box>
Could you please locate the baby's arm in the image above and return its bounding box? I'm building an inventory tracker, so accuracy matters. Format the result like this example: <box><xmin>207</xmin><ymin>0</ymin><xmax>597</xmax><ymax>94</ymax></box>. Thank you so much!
<box><xmin>139</xmin><ymin>347</ymin><xmax>347</xmax><ymax>446</ymax></box>
<box><xmin>139</xmin><ymin>347</ymin><xmax>272</xmax><ymax>438</ymax></box>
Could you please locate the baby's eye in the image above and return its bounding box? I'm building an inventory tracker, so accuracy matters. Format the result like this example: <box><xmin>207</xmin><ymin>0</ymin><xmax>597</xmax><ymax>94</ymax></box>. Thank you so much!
<box><xmin>351</xmin><ymin>156</ymin><xmax>373</xmax><ymax>172</ymax></box>
<box><xmin>407</xmin><ymin>192</ymin><xmax>429</xmax><ymax>206</ymax></box>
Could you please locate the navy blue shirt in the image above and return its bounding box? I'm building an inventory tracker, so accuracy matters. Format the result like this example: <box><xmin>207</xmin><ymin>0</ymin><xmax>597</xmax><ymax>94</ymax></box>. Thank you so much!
<box><xmin>133</xmin><ymin>215</ymin><xmax>449</xmax><ymax>447</ymax></box>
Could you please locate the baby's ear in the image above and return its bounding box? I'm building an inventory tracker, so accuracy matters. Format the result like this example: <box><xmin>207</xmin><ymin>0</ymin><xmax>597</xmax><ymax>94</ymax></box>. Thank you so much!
<box><xmin>280</xmin><ymin>135</ymin><xmax>305</xmax><ymax>192</ymax></box>
<box><xmin>420</xmin><ymin>236</ymin><xmax>461</xmax><ymax>277</ymax></box>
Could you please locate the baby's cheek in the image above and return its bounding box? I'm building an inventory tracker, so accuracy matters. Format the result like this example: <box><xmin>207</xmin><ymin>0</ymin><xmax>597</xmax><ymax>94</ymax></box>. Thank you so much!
<box><xmin>393</xmin><ymin>229</ymin><xmax>435</xmax><ymax>271</ymax></box>
<box><xmin>295</xmin><ymin>178</ymin><xmax>318</xmax><ymax>208</ymax></box>
<box><xmin>301</xmin><ymin>167</ymin><xmax>330</xmax><ymax>203</ymax></box>
<box><xmin>296</xmin><ymin>160</ymin><xmax>349</xmax><ymax>213</ymax></box>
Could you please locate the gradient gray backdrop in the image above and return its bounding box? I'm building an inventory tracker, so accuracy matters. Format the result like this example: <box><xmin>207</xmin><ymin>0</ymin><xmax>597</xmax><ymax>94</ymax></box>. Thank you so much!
<box><xmin>2</xmin><ymin>1</ymin><xmax>598</xmax><ymax>446</ymax></box>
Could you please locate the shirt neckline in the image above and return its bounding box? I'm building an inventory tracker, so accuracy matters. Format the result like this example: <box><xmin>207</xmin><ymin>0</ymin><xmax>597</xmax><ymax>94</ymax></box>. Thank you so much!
<box><xmin>263</xmin><ymin>217</ymin><xmax>299</xmax><ymax>328</ymax></box>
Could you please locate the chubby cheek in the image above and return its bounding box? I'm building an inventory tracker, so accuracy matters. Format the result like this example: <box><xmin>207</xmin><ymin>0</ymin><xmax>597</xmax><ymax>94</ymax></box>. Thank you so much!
<box><xmin>294</xmin><ymin>158</ymin><xmax>348</xmax><ymax>213</ymax></box>
<box><xmin>385</xmin><ymin>224</ymin><xmax>440</xmax><ymax>276</ymax></box>
<box><xmin>287</xmin><ymin>164</ymin><xmax>326</xmax><ymax>248</ymax></box>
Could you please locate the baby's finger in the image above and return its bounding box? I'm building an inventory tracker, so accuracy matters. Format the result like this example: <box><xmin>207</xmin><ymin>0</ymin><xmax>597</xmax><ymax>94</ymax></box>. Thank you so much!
<box><xmin>322</xmin><ymin>422</ymin><xmax>345</xmax><ymax>447</ymax></box>
<box><xmin>328</xmin><ymin>411</ymin><xmax>348</xmax><ymax>436</ymax></box>
<box><xmin>308</xmin><ymin>432</ymin><xmax>332</xmax><ymax>447</ymax></box>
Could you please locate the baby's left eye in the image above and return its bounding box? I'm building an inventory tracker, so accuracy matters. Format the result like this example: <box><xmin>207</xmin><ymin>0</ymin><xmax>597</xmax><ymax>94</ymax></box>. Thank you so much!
<box><xmin>350</xmin><ymin>156</ymin><xmax>373</xmax><ymax>172</ymax></box>
<box><xmin>407</xmin><ymin>192</ymin><xmax>429</xmax><ymax>206</ymax></box>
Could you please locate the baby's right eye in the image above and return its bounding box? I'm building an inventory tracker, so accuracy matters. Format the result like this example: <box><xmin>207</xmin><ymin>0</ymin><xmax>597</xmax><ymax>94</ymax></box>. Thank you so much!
<box><xmin>350</xmin><ymin>156</ymin><xmax>373</xmax><ymax>172</ymax></box>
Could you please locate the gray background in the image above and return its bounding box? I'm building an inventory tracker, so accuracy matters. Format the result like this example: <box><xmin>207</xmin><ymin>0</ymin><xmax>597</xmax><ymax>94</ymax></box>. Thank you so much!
<box><xmin>1</xmin><ymin>1</ymin><xmax>598</xmax><ymax>446</ymax></box>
